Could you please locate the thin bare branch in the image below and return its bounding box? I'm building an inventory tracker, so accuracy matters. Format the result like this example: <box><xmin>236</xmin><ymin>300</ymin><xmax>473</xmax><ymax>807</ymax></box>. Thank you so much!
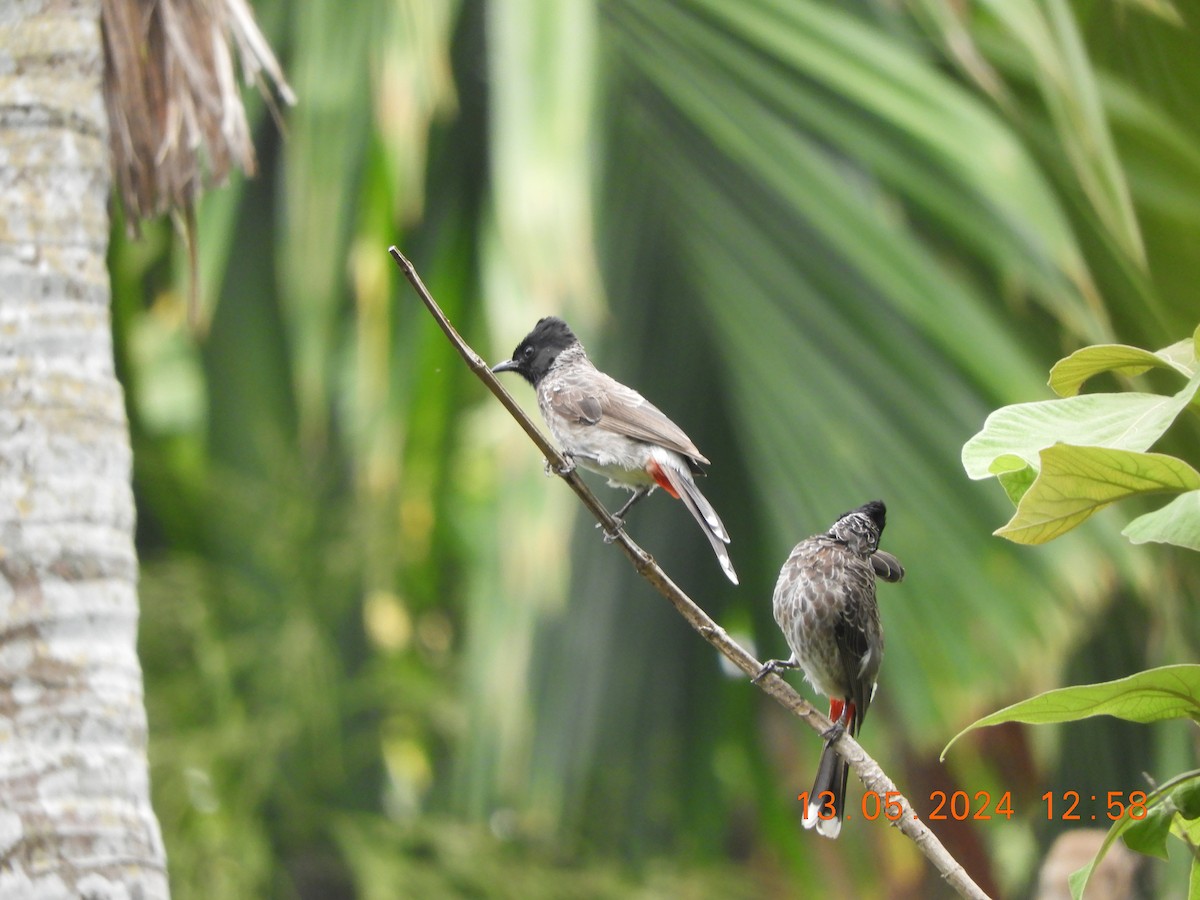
<box><xmin>389</xmin><ymin>246</ymin><xmax>991</xmax><ymax>900</ymax></box>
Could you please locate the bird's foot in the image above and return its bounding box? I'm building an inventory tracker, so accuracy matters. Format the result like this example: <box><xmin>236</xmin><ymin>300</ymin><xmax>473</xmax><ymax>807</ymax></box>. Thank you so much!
<box><xmin>545</xmin><ymin>452</ymin><xmax>576</xmax><ymax>477</ymax></box>
<box><xmin>820</xmin><ymin>721</ymin><xmax>846</xmax><ymax>744</ymax></box>
<box><xmin>598</xmin><ymin>513</ymin><xmax>625</xmax><ymax>543</ymax></box>
<box><xmin>751</xmin><ymin>658</ymin><xmax>799</xmax><ymax>685</ymax></box>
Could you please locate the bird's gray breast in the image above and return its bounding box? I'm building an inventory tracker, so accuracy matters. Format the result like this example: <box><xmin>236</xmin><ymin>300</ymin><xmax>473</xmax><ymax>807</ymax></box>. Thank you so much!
<box><xmin>537</xmin><ymin>373</ymin><xmax>654</xmax><ymax>485</ymax></box>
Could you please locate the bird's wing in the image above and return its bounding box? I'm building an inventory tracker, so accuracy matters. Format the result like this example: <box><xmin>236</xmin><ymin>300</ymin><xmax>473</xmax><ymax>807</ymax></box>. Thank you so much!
<box><xmin>871</xmin><ymin>551</ymin><xmax>905</xmax><ymax>583</ymax></box>
<box><xmin>545</xmin><ymin>369</ymin><xmax>709</xmax><ymax>464</ymax></box>
<box><xmin>832</xmin><ymin>558</ymin><xmax>883</xmax><ymax>731</ymax></box>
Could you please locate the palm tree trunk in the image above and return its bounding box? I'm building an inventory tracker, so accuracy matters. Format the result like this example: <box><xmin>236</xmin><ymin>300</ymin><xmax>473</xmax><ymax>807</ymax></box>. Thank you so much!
<box><xmin>0</xmin><ymin>1</ymin><xmax>169</xmax><ymax>895</ymax></box>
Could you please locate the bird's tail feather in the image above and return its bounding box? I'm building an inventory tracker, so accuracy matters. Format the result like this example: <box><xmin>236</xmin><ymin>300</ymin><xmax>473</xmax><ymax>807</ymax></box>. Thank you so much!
<box><xmin>803</xmin><ymin>742</ymin><xmax>848</xmax><ymax>839</ymax></box>
<box><xmin>652</xmin><ymin>455</ymin><xmax>738</xmax><ymax>585</ymax></box>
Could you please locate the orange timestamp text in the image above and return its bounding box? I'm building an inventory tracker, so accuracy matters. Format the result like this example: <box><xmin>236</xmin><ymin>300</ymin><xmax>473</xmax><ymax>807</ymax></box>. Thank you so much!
<box><xmin>798</xmin><ymin>789</ymin><xmax>1149</xmax><ymax>823</ymax></box>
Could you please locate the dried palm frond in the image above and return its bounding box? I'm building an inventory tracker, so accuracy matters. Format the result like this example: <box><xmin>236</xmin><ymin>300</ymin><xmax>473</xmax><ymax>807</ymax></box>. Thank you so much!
<box><xmin>102</xmin><ymin>0</ymin><xmax>294</xmax><ymax>226</ymax></box>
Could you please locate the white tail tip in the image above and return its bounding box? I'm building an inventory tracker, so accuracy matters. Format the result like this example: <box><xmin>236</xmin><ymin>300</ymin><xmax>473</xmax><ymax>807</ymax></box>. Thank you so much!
<box><xmin>803</xmin><ymin>803</ymin><xmax>842</xmax><ymax>839</ymax></box>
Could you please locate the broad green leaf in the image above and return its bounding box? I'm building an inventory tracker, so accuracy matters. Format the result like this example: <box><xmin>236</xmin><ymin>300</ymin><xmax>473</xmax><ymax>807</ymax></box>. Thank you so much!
<box><xmin>1048</xmin><ymin>342</ymin><xmax>1189</xmax><ymax>397</ymax></box>
<box><xmin>963</xmin><ymin>374</ymin><xmax>1200</xmax><ymax>479</ymax></box>
<box><xmin>1174</xmin><ymin>808</ymin><xmax>1200</xmax><ymax>851</ymax></box>
<box><xmin>1158</xmin><ymin>332</ymin><xmax>1200</xmax><ymax>378</ymax></box>
<box><xmin>995</xmin><ymin>446</ymin><xmax>1200</xmax><ymax>544</ymax></box>
<box><xmin>941</xmin><ymin>665</ymin><xmax>1200</xmax><ymax>759</ymax></box>
<box><xmin>1174</xmin><ymin>781</ymin><xmax>1200</xmax><ymax>821</ymax></box>
<box><xmin>1071</xmin><ymin>771</ymin><xmax>1200</xmax><ymax>900</ymax></box>
<box><xmin>988</xmin><ymin>453</ymin><xmax>1032</xmax><ymax>475</ymax></box>
<box><xmin>1121</xmin><ymin>805</ymin><xmax>1172</xmax><ymax>859</ymax></box>
<box><xmin>1123</xmin><ymin>491</ymin><xmax>1200</xmax><ymax>552</ymax></box>
<box><xmin>997</xmin><ymin>464</ymin><xmax>1036</xmax><ymax>506</ymax></box>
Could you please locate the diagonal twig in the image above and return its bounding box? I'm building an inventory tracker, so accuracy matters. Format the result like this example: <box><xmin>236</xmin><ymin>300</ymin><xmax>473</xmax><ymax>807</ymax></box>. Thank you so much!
<box><xmin>389</xmin><ymin>246</ymin><xmax>991</xmax><ymax>900</ymax></box>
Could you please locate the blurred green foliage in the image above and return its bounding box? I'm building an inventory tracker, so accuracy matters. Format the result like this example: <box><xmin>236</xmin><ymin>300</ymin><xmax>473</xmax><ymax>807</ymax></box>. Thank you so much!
<box><xmin>110</xmin><ymin>0</ymin><xmax>1200</xmax><ymax>897</ymax></box>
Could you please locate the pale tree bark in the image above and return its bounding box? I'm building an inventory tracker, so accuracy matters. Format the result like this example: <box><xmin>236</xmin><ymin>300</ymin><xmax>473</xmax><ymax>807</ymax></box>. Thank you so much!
<box><xmin>0</xmin><ymin>1</ymin><xmax>170</xmax><ymax>896</ymax></box>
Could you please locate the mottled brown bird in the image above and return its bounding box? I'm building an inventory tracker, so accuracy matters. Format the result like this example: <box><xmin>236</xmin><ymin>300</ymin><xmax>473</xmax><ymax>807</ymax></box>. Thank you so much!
<box><xmin>492</xmin><ymin>316</ymin><xmax>737</xmax><ymax>583</ymax></box>
<box><xmin>754</xmin><ymin>500</ymin><xmax>903</xmax><ymax>838</ymax></box>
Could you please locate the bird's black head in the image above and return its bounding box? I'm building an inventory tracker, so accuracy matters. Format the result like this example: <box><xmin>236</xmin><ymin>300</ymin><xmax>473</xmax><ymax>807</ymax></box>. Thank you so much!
<box><xmin>492</xmin><ymin>316</ymin><xmax>579</xmax><ymax>386</ymax></box>
<box><xmin>829</xmin><ymin>500</ymin><xmax>887</xmax><ymax>555</ymax></box>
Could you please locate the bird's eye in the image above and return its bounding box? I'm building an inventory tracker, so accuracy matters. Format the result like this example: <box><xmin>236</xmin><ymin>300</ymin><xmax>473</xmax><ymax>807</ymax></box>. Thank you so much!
<box><xmin>523</xmin><ymin>346</ymin><xmax>535</xmax><ymax>359</ymax></box>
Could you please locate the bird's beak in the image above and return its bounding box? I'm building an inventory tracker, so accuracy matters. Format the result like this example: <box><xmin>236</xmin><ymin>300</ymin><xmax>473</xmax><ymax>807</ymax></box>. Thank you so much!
<box><xmin>492</xmin><ymin>359</ymin><xmax>518</xmax><ymax>374</ymax></box>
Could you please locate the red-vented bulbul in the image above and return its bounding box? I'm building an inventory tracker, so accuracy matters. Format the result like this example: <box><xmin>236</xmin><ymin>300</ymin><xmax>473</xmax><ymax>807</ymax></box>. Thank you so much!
<box><xmin>754</xmin><ymin>500</ymin><xmax>903</xmax><ymax>838</ymax></box>
<box><xmin>493</xmin><ymin>316</ymin><xmax>738</xmax><ymax>584</ymax></box>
